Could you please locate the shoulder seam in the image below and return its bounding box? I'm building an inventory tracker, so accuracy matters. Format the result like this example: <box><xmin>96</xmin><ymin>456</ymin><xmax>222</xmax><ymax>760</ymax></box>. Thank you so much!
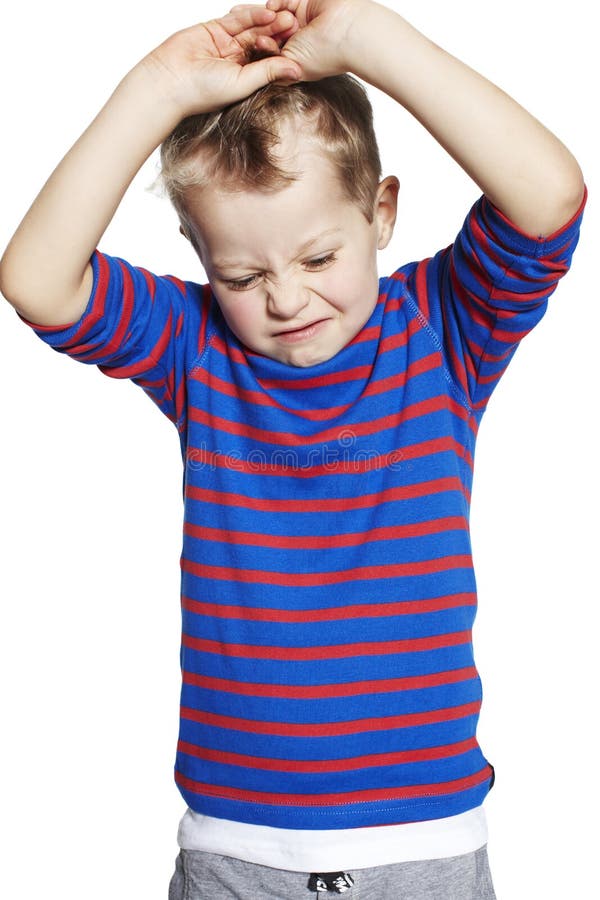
<box><xmin>187</xmin><ymin>315</ymin><xmax>217</xmax><ymax>378</ymax></box>
<box><xmin>402</xmin><ymin>289</ymin><xmax>474</xmax><ymax>415</ymax></box>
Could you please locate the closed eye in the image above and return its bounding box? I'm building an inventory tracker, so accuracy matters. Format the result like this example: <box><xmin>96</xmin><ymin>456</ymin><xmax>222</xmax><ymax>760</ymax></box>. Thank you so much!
<box><xmin>222</xmin><ymin>254</ymin><xmax>336</xmax><ymax>292</ymax></box>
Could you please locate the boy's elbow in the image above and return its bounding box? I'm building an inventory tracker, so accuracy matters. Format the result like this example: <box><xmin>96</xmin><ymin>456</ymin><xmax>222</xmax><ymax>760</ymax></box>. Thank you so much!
<box><xmin>0</xmin><ymin>240</ymin><xmax>33</xmax><ymax>310</ymax></box>
<box><xmin>554</xmin><ymin>160</ymin><xmax>586</xmax><ymax>226</ymax></box>
<box><xmin>0</xmin><ymin>250</ymin><xmax>93</xmax><ymax>328</ymax></box>
<box><xmin>561</xmin><ymin>150</ymin><xmax>585</xmax><ymax>191</ymax></box>
<box><xmin>0</xmin><ymin>249</ymin><xmax>21</xmax><ymax>309</ymax></box>
<box><xmin>531</xmin><ymin>162</ymin><xmax>586</xmax><ymax>239</ymax></box>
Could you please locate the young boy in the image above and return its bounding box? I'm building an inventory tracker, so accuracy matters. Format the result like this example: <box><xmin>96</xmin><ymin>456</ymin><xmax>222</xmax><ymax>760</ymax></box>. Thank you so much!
<box><xmin>0</xmin><ymin>0</ymin><xmax>586</xmax><ymax>897</ymax></box>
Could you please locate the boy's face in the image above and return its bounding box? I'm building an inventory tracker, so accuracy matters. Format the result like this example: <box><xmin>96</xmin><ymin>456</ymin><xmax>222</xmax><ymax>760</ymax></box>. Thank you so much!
<box><xmin>182</xmin><ymin>129</ymin><xmax>398</xmax><ymax>368</ymax></box>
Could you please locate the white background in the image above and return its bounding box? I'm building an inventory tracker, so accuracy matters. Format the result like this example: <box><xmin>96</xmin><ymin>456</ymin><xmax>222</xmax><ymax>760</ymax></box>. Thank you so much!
<box><xmin>0</xmin><ymin>1</ymin><xmax>597</xmax><ymax>897</ymax></box>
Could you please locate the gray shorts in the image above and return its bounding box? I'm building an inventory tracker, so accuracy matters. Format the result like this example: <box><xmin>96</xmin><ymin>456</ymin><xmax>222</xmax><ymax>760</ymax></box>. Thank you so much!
<box><xmin>168</xmin><ymin>845</ymin><xmax>497</xmax><ymax>899</ymax></box>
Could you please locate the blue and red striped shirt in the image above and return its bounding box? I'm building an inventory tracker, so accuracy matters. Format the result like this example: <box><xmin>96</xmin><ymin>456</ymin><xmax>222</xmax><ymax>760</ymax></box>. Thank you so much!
<box><xmin>20</xmin><ymin>189</ymin><xmax>587</xmax><ymax>829</ymax></box>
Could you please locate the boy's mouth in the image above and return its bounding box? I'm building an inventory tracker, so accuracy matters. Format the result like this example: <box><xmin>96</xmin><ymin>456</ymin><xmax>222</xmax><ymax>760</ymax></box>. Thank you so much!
<box><xmin>274</xmin><ymin>318</ymin><xmax>329</xmax><ymax>342</ymax></box>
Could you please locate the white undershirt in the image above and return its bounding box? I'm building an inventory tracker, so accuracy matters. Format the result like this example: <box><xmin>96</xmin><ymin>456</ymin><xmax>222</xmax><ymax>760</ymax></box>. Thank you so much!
<box><xmin>177</xmin><ymin>805</ymin><xmax>488</xmax><ymax>872</ymax></box>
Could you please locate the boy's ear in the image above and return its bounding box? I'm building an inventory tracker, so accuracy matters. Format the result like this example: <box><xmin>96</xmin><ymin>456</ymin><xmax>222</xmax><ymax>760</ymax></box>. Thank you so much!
<box><xmin>375</xmin><ymin>176</ymin><xmax>400</xmax><ymax>250</ymax></box>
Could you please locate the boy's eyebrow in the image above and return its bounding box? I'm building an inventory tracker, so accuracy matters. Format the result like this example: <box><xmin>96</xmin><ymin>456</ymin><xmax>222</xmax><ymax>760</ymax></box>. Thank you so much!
<box><xmin>213</xmin><ymin>228</ymin><xmax>344</xmax><ymax>271</ymax></box>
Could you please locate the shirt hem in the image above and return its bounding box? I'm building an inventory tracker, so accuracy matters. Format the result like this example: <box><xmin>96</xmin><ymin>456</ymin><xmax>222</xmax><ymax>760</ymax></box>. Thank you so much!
<box><xmin>177</xmin><ymin>804</ymin><xmax>489</xmax><ymax>872</ymax></box>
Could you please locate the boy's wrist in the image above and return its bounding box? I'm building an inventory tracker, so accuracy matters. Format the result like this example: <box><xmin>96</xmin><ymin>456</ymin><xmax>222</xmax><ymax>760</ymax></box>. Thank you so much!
<box><xmin>341</xmin><ymin>0</ymin><xmax>397</xmax><ymax>80</ymax></box>
<box><xmin>340</xmin><ymin>3</ymin><xmax>439</xmax><ymax>106</ymax></box>
<box><xmin>124</xmin><ymin>57</ymin><xmax>191</xmax><ymax>135</ymax></box>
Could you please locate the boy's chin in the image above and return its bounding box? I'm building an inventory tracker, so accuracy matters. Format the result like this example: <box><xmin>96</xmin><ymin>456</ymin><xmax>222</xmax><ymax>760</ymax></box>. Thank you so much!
<box><xmin>246</xmin><ymin>346</ymin><xmax>335</xmax><ymax>368</ymax></box>
<box><xmin>283</xmin><ymin>351</ymin><xmax>336</xmax><ymax>368</ymax></box>
<box><xmin>269</xmin><ymin>339</ymin><xmax>344</xmax><ymax>368</ymax></box>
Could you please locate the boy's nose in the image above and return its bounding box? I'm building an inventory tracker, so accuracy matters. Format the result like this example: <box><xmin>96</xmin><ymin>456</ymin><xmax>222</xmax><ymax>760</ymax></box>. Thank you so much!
<box><xmin>266</xmin><ymin>280</ymin><xmax>310</xmax><ymax>320</ymax></box>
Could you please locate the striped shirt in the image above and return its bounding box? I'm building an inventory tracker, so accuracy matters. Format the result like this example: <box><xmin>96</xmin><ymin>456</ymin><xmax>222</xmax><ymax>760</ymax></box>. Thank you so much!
<box><xmin>19</xmin><ymin>188</ymin><xmax>587</xmax><ymax>831</ymax></box>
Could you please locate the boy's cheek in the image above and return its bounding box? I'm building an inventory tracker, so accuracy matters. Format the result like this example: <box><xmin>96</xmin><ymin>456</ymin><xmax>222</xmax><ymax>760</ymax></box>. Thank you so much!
<box><xmin>215</xmin><ymin>293</ymin><xmax>260</xmax><ymax>339</ymax></box>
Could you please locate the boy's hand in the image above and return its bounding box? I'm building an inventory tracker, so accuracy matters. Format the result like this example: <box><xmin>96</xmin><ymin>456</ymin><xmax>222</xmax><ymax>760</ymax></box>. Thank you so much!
<box><xmin>0</xmin><ymin>5</ymin><xmax>305</xmax><ymax>325</ymax></box>
<box><xmin>267</xmin><ymin>0</ymin><xmax>584</xmax><ymax>235</ymax></box>
<box><xmin>261</xmin><ymin>0</ymin><xmax>369</xmax><ymax>80</ymax></box>
<box><xmin>142</xmin><ymin>6</ymin><xmax>303</xmax><ymax>117</ymax></box>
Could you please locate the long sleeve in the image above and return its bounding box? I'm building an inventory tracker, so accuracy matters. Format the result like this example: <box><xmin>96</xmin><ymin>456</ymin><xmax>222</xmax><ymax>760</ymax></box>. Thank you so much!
<box><xmin>405</xmin><ymin>186</ymin><xmax>588</xmax><ymax>413</ymax></box>
<box><xmin>17</xmin><ymin>250</ymin><xmax>211</xmax><ymax>433</ymax></box>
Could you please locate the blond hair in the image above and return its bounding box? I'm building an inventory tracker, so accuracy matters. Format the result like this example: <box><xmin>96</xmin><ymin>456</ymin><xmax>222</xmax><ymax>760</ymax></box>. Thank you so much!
<box><xmin>158</xmin><ymin>73</ymin><xmax>382</xmax><ymax>232</ymax></box>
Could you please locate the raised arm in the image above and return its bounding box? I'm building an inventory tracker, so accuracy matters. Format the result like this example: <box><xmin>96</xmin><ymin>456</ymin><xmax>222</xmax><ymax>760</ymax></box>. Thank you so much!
<box><xmin>0</xmin><ymin>8</ymin><xmax>301</xmax><ymax>327</ymax></box>
<box><xmin>267</xmin><ymin>0</ymin><xmax>585</xmax><ymax>236</ymax></box>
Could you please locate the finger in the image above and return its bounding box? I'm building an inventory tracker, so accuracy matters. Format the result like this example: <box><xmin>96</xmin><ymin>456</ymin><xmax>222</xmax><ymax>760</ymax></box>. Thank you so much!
<box><xmin>237</xmin><ymin>55</ymin><xmax>302</xmax><ymax>94</ymax></box>
<box><xmin>270</xmin><ymin>13</ymin><xmax>300</xmax><ymax>40</ymax></box>
<box><xmin>226</xmin><ymin>3</ymin><xmax>296</xmax><ymax>28</ymax></box>
<box><xmin>231</xmin><ymin>0</ymin><xmax>294</xmax><ymax>12</ymax></box>
<box><xmin>255</xmin><ymin>34</ymin><xmax>281</xmax><ymax>54</ymax></box>
<box><xmin>228</xmin><ymin>2</ymin><xmax>298</xmax><ymax>34</ymax></box>
<box><xmin>234</xmin><ymin>12</ymin><xmax>299</xmax><ymax>52</ymax></box>
<box><xmin>223</xmin><ymin>7</ymin><xmax>296</xmax><ymax>39</ymax></box>
<box><xmin>266</xmin><ymin>0</ymin><xmax>301</xmax><ymax>13</ymax></box>
<box><xmin>266</xmin><ymin>20</ymin><xmax>300</xmax><ymax>43</ymax></box>
<box><xmin>217</xmin><ymin>6</ymin><xmax>278</xmax><ymax>33</ymax></box>
<box><xmin>261</xmin><ymin>9</ymin><xmax>298</xmax><ymax>37</ymax></box>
